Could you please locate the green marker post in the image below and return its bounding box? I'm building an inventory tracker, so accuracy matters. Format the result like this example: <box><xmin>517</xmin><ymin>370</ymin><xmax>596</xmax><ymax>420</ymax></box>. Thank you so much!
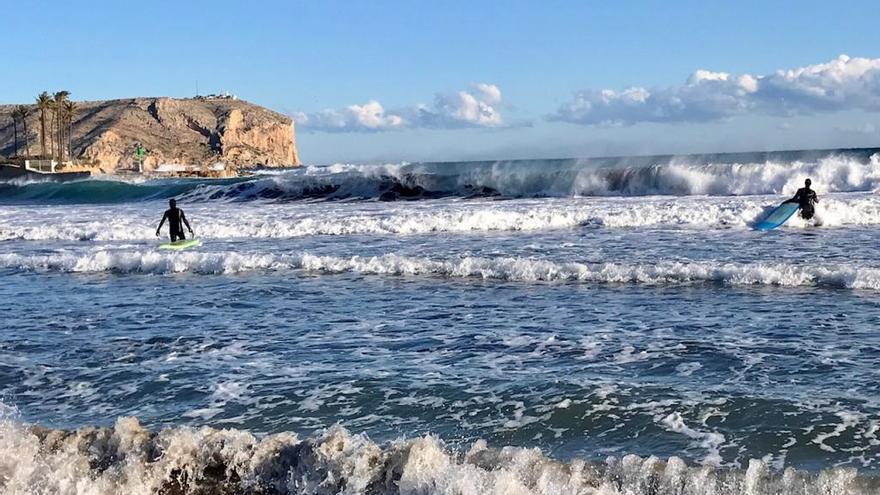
<box><xmin>135</xmin><ymin>143</ymin><xmax>145</xmax><ymax>173</ymax></box>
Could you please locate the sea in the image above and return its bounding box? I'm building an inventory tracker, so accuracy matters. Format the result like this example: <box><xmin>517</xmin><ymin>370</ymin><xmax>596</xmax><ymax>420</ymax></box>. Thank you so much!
<box><xmin>1</xmin><ymin>148</ymin><xmax>880</xmax><ymax>494</ymax></box>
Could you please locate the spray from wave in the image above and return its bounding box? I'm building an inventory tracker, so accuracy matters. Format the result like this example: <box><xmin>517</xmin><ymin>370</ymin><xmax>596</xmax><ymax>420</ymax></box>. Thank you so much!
<box><xmin>1</xmin><ymin>414</ymin><xmax>876</xmax><ymax>495</ymax></box>
<box><xmin>1</xmin><ymin>148</ymin><xmax>878</xmax><ymax>204</ymax></box>
<box><xmin>181</xmin><ymin>151</ymin><xmax>880</xmax><ymax>203</ymax></box>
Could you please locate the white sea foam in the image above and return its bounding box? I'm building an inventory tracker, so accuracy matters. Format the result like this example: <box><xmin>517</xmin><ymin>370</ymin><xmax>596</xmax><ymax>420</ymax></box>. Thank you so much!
<box><xmin>660</xmin><ymin>412</ymin><xmax>727</xmax><ymax>466</ymax></box>
<box><xmin>1</xmin><ymin>193</ymin><xmax>878</xmax><ymax>242</ymax></box>
<box><xmin>614</xmin><ymin>153</ymin><xmax>880</xmax><ymax>196</ymax></box>
<box><xmin>3</xmin><ymin>250</ymin><xmax>879</xmax><ymax>289</ymax></box>
<box><xmin>0</xmin><ymin>416</ymin><xmax>875</xmax><ymax>495</ymax></box>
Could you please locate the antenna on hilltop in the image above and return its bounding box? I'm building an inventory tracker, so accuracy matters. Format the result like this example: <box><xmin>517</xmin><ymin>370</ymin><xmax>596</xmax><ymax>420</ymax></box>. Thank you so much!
<box><xmin>196</xmin><ymin>80</ymin><xmax>199</xmax><ymax>97</ymax></box>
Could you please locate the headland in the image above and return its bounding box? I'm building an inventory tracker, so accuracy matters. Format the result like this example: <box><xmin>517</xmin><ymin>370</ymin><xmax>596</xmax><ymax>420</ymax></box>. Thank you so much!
<box><xmin>0</xmin><ymin>94</ymin><xmax>300</xmax><ymax>179</ymax></box>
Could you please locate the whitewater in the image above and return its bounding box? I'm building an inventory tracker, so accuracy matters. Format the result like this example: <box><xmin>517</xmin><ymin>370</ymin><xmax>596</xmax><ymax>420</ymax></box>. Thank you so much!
<box><xmin>2</xmin><ymin>148</ymin><xmax>880</xmax><ymax>494</ymax></box>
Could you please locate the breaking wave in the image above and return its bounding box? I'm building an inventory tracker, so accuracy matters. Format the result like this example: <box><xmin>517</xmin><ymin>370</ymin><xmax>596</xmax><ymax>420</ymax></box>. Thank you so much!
<box><xmin>181</xmin><ymin>151</ymin><xmax>880</xmax><ymax>202</ymax></box>
<box><xmin>3</xmin><ymin>250</ymin><xmax>879</xmax><ymax>289</ymax></box>
<box><xmin>1</xmin><ymin>148</ymin><xmax>879</xmax><ymax>204</ymax></box>
<box><xmin>1</xmin><ymin>415</ymin><xmax>877</xmax><ymax>495</ymax></box>
<box><xmin>1</xmin><ymin>193</ymin><xmax>878</xmax><ymax>243</ymax></box>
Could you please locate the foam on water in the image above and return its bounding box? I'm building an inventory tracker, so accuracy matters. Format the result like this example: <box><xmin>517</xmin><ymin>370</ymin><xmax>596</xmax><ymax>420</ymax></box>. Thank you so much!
<box><xmin>1</xmin><ymin>414</ymin><xmax>876</xmax><ymax>495</ymax></box>
<box><xmin>1</xmin><ymin>193</ymin><xmax>878</xmax><ymax>242</ymax></box>
<box><xmin>4</xmin><ymin>149</ymin><xmax>880</xmax><ymax>494</ymax></box>
<box><xmin>2</xmin><ymin>250</ymin><xmax>879</xmax><ymax>289</ymax></box>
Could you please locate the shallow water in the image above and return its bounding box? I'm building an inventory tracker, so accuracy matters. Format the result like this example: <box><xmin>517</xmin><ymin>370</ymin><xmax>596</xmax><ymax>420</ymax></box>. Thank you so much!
<box><xmin>2</xmin><ymin>154</ymin><xmax>880</xmax><ymax>494</ymax></box>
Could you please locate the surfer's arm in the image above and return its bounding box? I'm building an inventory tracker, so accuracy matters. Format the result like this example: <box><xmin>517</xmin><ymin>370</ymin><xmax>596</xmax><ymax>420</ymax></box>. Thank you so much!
<box><xmin>181</xmin><ymin>211</ymin><xmax>193</xmax><ymax>233</ymax></box>
<box><xmin>156</xmin><ymin>212</ymin><xmax>167</xmax><ymax>235</ymax></box>
<box><xmin>783</xmin><ymin>190</ymin><xmax>802</xmax><ymax>205</ymax></box>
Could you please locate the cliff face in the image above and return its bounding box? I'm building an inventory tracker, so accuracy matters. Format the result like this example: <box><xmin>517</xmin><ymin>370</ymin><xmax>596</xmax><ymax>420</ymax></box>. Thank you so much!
<box><xmin>0</xmin><ymin>97</ymin><xmax>299</xmax><ymax>171</ymax></box>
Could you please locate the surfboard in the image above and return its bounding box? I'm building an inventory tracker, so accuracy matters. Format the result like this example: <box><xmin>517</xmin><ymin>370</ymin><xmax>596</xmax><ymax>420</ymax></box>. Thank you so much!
<box><xmin>159</xmin><ymin>238</ymin><xmax>202</xmax><ymax>250</ymax></box>
<box><xmin>754</xmin><ymin>203</ymin><xmax>799</xmax><ymax>231</ymax></box>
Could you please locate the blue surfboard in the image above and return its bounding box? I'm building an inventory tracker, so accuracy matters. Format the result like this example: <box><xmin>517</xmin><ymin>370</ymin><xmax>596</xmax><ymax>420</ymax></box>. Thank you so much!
<box><xmin>754</xmin><ymin>203</ymin><xmax>799</xmax><ymax>231</ymax></box>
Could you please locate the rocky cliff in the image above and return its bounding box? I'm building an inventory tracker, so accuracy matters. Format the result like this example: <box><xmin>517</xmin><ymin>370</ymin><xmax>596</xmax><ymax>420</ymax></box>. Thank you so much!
<box><xmin>0</xmin><ymin>97</ymin><xmax>299</xmax><ymax>172</ymax></box>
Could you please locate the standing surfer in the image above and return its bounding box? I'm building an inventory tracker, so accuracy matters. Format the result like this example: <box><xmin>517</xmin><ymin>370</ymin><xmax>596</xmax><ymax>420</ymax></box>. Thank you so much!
<box><xmin>784</xmin><ymin>178</ymin><xmax>819</xmax><ymax>220</ymax></box>
<box><xmin>156</xmin><ymin>199</ymin><xmax>193</xmax><ymax>242</ymax></box>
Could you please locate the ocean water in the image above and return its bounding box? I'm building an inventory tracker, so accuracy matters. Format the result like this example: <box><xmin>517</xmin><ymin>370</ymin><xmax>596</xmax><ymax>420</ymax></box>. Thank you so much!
<box><xmin>1</xmin><ymin>149</ymin><xmax>880</xmax><ymax>494</ymax></box>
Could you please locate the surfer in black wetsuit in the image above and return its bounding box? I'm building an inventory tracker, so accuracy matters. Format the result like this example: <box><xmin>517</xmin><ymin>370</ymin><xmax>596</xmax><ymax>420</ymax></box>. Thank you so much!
<box><xmin>784</xmin><ymin>178</ymin><xmax>819</xmax><ymax>220</ymax></box>
<box><xmin>156</xmin><ymin>199</ymin><xmax>193</xmax><ymax>241</ymax></box>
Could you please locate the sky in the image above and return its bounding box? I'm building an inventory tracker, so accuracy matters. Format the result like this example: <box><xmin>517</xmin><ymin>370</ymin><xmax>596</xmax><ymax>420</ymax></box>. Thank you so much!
<box><xmin>3</xmin><ymin>0</ymin><xmax>880</xmax><ymax>164</ymax></box>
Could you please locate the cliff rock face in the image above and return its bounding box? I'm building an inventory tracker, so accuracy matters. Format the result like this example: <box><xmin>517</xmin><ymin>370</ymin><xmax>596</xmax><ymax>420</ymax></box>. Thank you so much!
<box><xmin>0</xmin><ymin>97</ymin><xmax>299</xmax><ymax>171</ymax></box>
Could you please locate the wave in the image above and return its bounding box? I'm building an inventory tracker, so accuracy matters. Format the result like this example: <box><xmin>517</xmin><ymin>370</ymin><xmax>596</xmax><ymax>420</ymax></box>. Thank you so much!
<box><xmin>2</xmin><ymin>194</ymin><xmax>879</xmax><ymax>242</ymax></box>
<box><xmin>0</xmin><ymin>177</ymin><xmax>241</xmax><ymax>204</ymax></box>
<box><xmin>3</xmin><ymin>250</ymin><xmax>879</xmax><ymax>289</ymax></box>
<box><xmin>1</xmin><ymin>148</ymin><xmax>879</xmax><ymax>204</ymax></box>
<box><xmin>1</xmin><ymin>415</ymin><xmax>876</xmax><ymax>495</ymax></box>
<box><xmin>181</xmin><ymin>152</ymin><xmax>880</xmax><ymax>203</ymax></box>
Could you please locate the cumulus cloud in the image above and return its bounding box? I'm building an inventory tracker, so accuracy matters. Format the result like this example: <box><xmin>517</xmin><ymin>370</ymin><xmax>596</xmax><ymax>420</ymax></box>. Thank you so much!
<box><xmin>291</xmin><ymin>101</ymin><xmax>405</xmax><ymax>132</ymax></box>
<box><xmin>293</xmin><ymin>83</ymin><xmax>505</xmax><ymax>132</ymax></box>
<box><xmin>550</xmin><ymin>55</ymin><xmax>880</xmax><ymax>126</ymax></box>
<box><xmin>474</xmin><ymin>82</ymin><xmax>502</xmax><ymax>104</ymax></box>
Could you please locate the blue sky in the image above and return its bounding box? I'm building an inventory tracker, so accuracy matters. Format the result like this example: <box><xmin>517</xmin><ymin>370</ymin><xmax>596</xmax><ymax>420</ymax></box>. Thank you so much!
<box><xmin>4</xmin><ymin>0</ymin><xmax>880</xmax><ymax>163</ymax></box>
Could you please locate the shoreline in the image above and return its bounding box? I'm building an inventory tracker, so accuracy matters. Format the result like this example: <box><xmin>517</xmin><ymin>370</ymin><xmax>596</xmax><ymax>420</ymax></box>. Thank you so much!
<box><xmin>0</xmin><ymin>160</ymin><xmax>297</xmax><ymax>182</ymax></box>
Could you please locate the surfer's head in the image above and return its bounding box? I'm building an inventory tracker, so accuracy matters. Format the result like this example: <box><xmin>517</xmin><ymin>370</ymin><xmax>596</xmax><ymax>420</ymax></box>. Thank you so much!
<box><xmin>805</xmin><ymin>178</ymin><xmax>812</xmax><ymax>187</ymax></box>
<box><xmin>169</xmin><ymin>199</ymin><xmax>177</xmax><ymax>208</ymax></box>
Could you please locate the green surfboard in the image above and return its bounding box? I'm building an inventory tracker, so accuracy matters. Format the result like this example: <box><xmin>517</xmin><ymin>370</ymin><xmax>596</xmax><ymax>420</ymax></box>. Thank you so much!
<box><xmin>159</xmin><ymin>238</ymin><xmax>202</xmax><ymax>250</ymax></box>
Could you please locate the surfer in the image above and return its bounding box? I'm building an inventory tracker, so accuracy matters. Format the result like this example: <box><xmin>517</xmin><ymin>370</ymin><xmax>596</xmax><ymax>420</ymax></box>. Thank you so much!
<box><xmin>784</xmin><ymin>178</ymin><xmax>819</xmax><ymax>220</ymax></box>
<box><xmin>156</xmin><ymin>199</ymin><xmax>193</xmax><ymax>242</ymax></box>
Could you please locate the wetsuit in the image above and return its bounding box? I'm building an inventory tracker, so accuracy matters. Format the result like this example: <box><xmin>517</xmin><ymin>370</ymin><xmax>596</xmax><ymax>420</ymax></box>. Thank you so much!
<box><xmin>786</xmin><ymin>187</ymin><xmax>819</xmax><ymax>220</ymax></box>
<box><xmin>161</xmin><ymin>207</ymin><xmax>188</xmax><ymax>241</ymax></box>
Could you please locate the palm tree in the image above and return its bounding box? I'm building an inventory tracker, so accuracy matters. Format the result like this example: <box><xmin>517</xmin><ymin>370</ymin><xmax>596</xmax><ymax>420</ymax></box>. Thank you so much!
<box><xmin>63</xmin><ymin>100</ymin><xmax>77</xmax><ymax>160</ymax></box>
<box><xmin>16</xmin><ymin>105</ymin><xmax>31</xmax><ymax>157</ymax></box>
<box><xmin>36</xmin><ymin>92</ymin><xmax>52</xmax><ymax>158</ymax></box>
<box><xmin>10</xmin><ymin>109</ymin><xmax>20</xmax><ymax>157</ymax></box>
<box><xmin>53</xmin><ymin>91</ymin><xmax>70</xmax><ymax>161</ymax></box>
<box><xmin>48</xmin><ymin>101</ymin><xmax>55</xmax><ymax>159</ymax></box>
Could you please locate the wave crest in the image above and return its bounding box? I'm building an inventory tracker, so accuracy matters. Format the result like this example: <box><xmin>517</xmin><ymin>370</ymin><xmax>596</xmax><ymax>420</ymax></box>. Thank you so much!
<box><xmin>2</xmin><ymin>150</ymin><xmax>879</xmax><ymax>204</ymax></box>
<box><xmin>3</xmin><ymin>250</ymin><xmax>879</xmax><ymax>289</ymax></box>
<box><xmin>182</xmin><ymin>153</ymin><xmax>880</xmax><ymax>202</ymax></box>
<box><xmin>1</xmin><ymin>416</ymin><xmax>876</xmax><ymax>495</ymax></box>
<box><xmin>2</xmin><ymin>194</ymin><xmax>879</xmax><ymax>242</ymax></box>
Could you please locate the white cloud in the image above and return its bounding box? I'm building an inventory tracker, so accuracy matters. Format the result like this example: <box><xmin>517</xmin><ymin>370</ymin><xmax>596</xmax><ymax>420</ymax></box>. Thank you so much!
<box><xmin>291</xmin><ymin>100</ymin><xmax>405</xmax><ymax>132</ymax></box>
<box><xmin>550</xmin><ymin>55</ymin><xmax>880</xmax><ymax>126</ymax></box>
<box><xmin>294</xmin><ymin>83</ymin><xmax>505</xmax><ymax>132</ymax></box>
<box><xmin>474</xmin><ymin>82</ymin><xmax>502</xmax><ymax>104</ymax></box>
